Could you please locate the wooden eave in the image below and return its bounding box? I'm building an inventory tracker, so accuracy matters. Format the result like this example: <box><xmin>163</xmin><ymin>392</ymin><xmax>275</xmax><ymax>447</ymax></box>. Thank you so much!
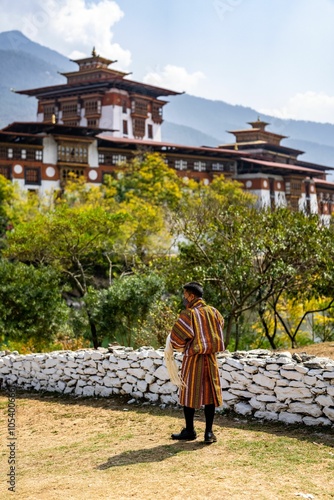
<box><xmin>240</xmin><ymin>157</ymin><xmax>321</xmax><ymax>176</ymax></box>
<box><xmin>97</xmin><ymin>135</ymin><xmax>244</xmax><ymax>159</ymax></box>
<box><xmin>2</xmin><ymin>122</ymin><xmax>115</xmax><ymax>137</ymax></box>
<box><xmin>16</xmin><ymin>78</ymin><xmax>181</xmax><ymax>101</ymax></box>
<box><xmin>61</xmin><ymin>68</ymin><xmax>130</xmax><ymax>79</ymax></box>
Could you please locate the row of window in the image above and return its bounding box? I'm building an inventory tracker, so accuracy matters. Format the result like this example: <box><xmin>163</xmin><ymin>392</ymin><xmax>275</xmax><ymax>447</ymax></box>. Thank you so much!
<box><xmin>98</xmin><ymin>154</ymin><xmax>127</xmax><ymax>165</ymax></box>
<box><xmin>122</xmin><ymin>120</ymin><xmax>153</xmax><ymax>138</ymax></box>
<box><xmin>96</xmin><ymin>155</ymin><xmax>233</xmax><ymax>172</ymax></box>
<box><xmin>57</xmin><ymin>145</ymin><xmax>88</xmax><ymax>164</ymax></box>
<box><xmin>130</xmin><ymin>100</ymin><xmax>163</xmax><ymax>120</ymax></box>
<box><xmin>174</xmin><ymin>160</ymin><xmax>231</xmax><ymax>172</ymax></box>
<box><xmin>44</xmin><ymin>99</ymin><xmax>102</xmax><ymax>119</ymax></box>
<box><xmin>44</xmin><ymin>98</ymin><xmax>163</xmax><ymax>121</ymax></box>
<box><xmin>0</xmin><ymin>166</ymin><xmax>40</xmax><ymax>185</ymax></box>
<box><xmin>0</xmin><ymin>147</ymin><xmax>43</xmax><ymax>161</ymax></box>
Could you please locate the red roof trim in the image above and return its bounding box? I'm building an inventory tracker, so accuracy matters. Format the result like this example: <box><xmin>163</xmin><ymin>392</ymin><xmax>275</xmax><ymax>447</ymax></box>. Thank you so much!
<box><xmin>313</xmin><ymin>178</ymin><xmax>334</xmax><ymax>187</ymax></box>
<box><xmin>98</xmin><ymin>134</ymin><xmax>243</xmax><ymax>155</ymax></box>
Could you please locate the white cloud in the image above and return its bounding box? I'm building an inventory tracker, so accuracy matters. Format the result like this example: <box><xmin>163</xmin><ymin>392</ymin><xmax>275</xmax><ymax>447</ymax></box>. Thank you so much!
<box><xmin>0</xmin><ymin>0</ymin><xmax>131</xmax><ymax>68</ymax></box>
<box><xmin>143</xmin><ymin>65</ymin><xmax>206</xmax><ymax>93</ymax></box>
<box><xmin>260</xmin><ymin>91</ymin><xmax>334</xmax><ymax>124</ymax></box>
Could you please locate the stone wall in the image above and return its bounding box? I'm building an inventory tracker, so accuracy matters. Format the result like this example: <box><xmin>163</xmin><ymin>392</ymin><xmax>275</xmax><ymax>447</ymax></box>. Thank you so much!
<box><xmin>1</xmin><ymin>347</ymin><xmax>334</xmax><ymax>427</ymax></box>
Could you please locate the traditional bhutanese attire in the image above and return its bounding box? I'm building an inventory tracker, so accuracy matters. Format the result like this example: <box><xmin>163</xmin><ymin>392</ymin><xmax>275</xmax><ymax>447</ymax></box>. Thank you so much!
<box><xmin>170</xmin><ymin>297</ymin><xmax>224</xmax><ymax>409</ymax></box>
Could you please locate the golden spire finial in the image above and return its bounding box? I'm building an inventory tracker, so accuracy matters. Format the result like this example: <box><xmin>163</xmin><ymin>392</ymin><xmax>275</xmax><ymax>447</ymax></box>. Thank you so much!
<box><xmin>92</xmin><ymin>46</ymin><xmax>97</xmax><ymax>57</ymax></box>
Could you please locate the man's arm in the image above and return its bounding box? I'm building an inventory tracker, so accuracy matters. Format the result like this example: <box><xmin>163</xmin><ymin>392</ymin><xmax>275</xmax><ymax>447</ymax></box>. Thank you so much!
<box><xmin>170</xmin><ymin>310</ymin><xmax>194</xmax><ymax>351</ymax></box>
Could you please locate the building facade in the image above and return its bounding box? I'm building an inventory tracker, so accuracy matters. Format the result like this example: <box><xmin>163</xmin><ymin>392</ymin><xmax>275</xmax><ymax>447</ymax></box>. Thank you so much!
<box><xmin>1</xmin><ymin>50</ymin><xmax>334</xmax><ymax>223</ymax></box>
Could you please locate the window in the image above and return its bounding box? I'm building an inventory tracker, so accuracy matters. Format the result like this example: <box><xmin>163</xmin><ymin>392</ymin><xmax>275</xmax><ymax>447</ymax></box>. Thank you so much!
<box><xmin>7</xmin><ymin>148</ymin><xmax>13</xmax><ymax>159</ymax></box>
<box><xmin>43</xmin><ymin>104</ymin><xmax>56</xmax><ymax>121</ymax></box>
<box><xmin>212</xmin><ymin>163</ymin><xmax>224</xmax><ymax>171</ymax></box>
<box><xmin>122</xmin><ymin>100</ymin><xmax>128</xmax><ymax>114</ymax></box>
<box><xmin>132</xmin><ymin>99</ymin><xmax>148</xmax><ymax>116</ymax></box>
<box><xmin>123</xmin><ymin>120</ymin><xmax>128</xmax><ymax>136</ymax></box>
<box><xmin>21</xmin><ymin>149</ymin><xmax>27</xmax><ymax>160</ymax></box>
<box><xmin>63</xmin><ymin>120</ymin><xmax>79</xmax><ymax>127</ymax></box>
<box><xmin>133</xmin><ymin>118</ymin><xmax>146</xmax><ymax>138</ymax></box>
<box><xmin>194</xmin><ymin>161</ymin><xmax>206</xmax><ymax>172</ymax></box>
<box><xmin>0</xmin><ymin>166</ymin><xmax>11</xmax><ymax>180</ymax></box>
<box><xmin>35</xmin><ymin>150</ymin><xmax>43</xmax><ymax>161</ymax></box>
<box><xmin>98</xmin><ymin>153</ymin><xmax>105</xmax><ymax>164</ymax></box>
<box><xmin>112</xmin><ymin>154</ymin><xmax>127</xmax><ymax>165</ymax></box>
<box><xmin>25</xmin><ymin>167</ymin><xmax>41</xmax><ymax>185</ymax></box>
<box><xmin>175</xmin><ymin>160</ymin><xmax>187</xmax><ymax>171</ymax></box>
<box><xmin>57</xmin><ymin>144</ymin><xmax>88</xmax><ymax>164</ymax></box>
<box><xmin>147</xmin><ymin>124</ymin><xmax>153</xmax><ymax>139</ymax></box>
<box><xmin>85</xmin><ymin>100</ymin><xmax>101</xmax><ymax>115</ymax></box>
<box><xmin>61</xmin><ymin>102</ymin><xmax>78</xmax><ymax>118</ymax></box>
<box><xmin>291</xmin><ymin>182</ymin><xmax>301</xmax><ymax>192</ymax></box>
<box><xmin>152</xmin><ymin>103</ymin><xmax>163</xmax><ymax>122</ymax></box>
<box><xmin>87</xmin><ymin>119</ymin><xmax>98</xmax><ymax>127</ymax></box>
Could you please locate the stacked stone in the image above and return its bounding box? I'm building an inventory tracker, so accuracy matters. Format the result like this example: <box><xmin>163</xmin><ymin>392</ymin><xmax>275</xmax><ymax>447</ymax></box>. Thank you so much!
<box><xmin>219</xmin><ymin>349</ymin><xmax>334</xmax><ymax>426</ymax></box>
<box><xmin>0</xmin><ymin>347</ymin><xmax>179</xmax><ymax>406</ymax></box>
<box><xmin>1</xmin><ymin>347</ymin><xmax>334</xmax><ymax>427</ymax></box>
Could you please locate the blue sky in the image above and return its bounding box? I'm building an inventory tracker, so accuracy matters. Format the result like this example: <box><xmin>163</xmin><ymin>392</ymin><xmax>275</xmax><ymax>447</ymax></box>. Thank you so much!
<box><xmin>1</xmin><ymin>0</ymin><xmax>334</xmax><ymax>123</ymax></box>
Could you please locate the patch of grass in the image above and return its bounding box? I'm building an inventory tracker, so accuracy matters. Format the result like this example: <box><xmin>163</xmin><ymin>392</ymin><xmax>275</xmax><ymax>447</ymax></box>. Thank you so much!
<box><xmin>1</xmin><ymin>391</ymin><xmax>334</xmax><ymax>500</ymax></box>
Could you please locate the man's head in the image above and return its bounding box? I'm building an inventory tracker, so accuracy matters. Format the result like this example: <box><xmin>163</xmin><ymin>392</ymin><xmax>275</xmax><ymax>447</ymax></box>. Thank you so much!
<box><xmin>183</xmin><ymin>281</ymin><xmax>203</xmax><ymax>300</ymax></box>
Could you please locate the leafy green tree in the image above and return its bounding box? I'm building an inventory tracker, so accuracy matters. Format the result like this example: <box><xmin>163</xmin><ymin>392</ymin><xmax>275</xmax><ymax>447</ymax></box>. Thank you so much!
<box><xmin>85</xmin><ymin>273</ymin><xmax>165</xmax><ymax>347</ymax></box>
<box><xmin>256</xmin><ymin>210</ymin><xmax>334</xmax><ymax>348</ymax></box>
<box><xmin>112</xmin><ymin>152</ymin><xmax>183</xmax><ymax>209</ymax></box>
<box><xmin>0</xmin><ymin>259</ymin><xmax>68</xmax><ymax>350</ymax></box>
<box><xmin>0</xmin><ymin>175</ymin><xmax>14</xmax><ymax>238</ymax></box>
<box><xmin>3</xmin><ymin>204</ymin><xmax>128</xmax><ymax>348</ymax></box>
<box><xmin>168</xmin><ymin>177</ymin><xmax>334</xmax><ymax>349</ymax></box>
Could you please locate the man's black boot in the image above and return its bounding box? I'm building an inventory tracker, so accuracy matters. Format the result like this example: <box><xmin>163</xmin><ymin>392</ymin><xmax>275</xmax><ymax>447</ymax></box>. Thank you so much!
<box><xmin>171</xmin><ymin>428</ymin><xmax>197</xmax><ymax>440</ymax></box>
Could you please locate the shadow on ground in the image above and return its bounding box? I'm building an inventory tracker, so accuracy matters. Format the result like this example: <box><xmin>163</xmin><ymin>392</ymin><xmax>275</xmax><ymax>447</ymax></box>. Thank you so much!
<box><xmin>97</xmin><ymin>441</ymin><xmax>208</xmax><ymax>470</ymax></box>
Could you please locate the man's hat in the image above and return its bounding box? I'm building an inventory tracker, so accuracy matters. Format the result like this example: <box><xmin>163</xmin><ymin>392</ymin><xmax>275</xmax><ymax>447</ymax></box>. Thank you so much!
<box><xmin>183</xmin><ymin>281</ymin><xmax>203</xmax><ymax>297</ymax></box>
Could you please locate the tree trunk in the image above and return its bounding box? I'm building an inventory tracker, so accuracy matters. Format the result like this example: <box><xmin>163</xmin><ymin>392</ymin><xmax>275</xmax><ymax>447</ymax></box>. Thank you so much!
<box><xmin>224</xmin><ymin>315</ymin><xmax>233</xmax><ymax>348</ymax></box>
<box><xmin>235</xmin><ymin>318</ymin><xmax>240</xmax><ymax>351</ymax></box>
<box><xmin>259</xmin><ymin>309</ymin><xmax>277</xmax><ymax>350</ymax></box>
<box><xmin>86</xmin><ymin>309</ymin><xmax>100</xmax><ymax>349</ymax></box>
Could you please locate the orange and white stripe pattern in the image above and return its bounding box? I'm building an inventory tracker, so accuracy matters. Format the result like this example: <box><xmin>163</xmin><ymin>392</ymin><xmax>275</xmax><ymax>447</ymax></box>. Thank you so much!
<box><xmin>170</xmin><ymin>298</ymin><xmax>224</xmax><ymax>408</ymax></box>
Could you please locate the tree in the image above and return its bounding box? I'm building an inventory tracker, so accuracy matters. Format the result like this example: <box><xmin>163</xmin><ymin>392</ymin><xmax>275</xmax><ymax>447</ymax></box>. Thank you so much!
<box><xmin>85</xmin><ymin>273</ymin><xmax>165</xmax><ymax>347</ymax></box>
<box><xmin>168</xmin><ymin>177</ymin><xmax>334</xmax><ymax>349</ymax></box>
<box><xmin>3</xmin><ymin>204</ymin><xmax>128</xmax><ymax>348</ymax></box>
<box><xmin>0</xmin><ymin>259</ymin><xmax>68</xmax><ymax>350</ymax></box>
<box><xmin>0</xmin><ymin>174</ymin><xmax>14</xmax><ymax>237</ymax></box>
<box><xmin>112</xmin><ymin>152</ymin><xmax>183</xmax><ymax>209</ymax></box>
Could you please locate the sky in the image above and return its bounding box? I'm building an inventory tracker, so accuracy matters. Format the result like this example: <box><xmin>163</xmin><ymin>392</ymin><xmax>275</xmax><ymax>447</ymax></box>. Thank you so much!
<box><xmin>1</xmin><ymin>0</ymin><xmax>334</xmax><ymax>124</ymax></box>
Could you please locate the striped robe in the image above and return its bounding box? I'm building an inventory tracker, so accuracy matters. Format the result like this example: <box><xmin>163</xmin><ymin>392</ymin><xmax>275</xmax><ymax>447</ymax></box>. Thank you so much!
<box><xmin>170</xmin><ymin>298</ymin><xmax>225</xmax><ymax>409</ymax></box>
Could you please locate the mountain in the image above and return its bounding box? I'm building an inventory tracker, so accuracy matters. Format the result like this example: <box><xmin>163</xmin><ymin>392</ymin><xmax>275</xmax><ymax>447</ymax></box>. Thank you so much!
<box><xmin>162</xmin><ymin>93</ymin><xmax>334</xmax><ymax>168</ymax></box>
<box><xmin>1</xmin><ymin>30</ymin><xmax>334</xmax><ymax>173</ymax></box>
<box><xmin>0</xmin><ymin>31</ymin><xmax>75</xmax><ymax>126</ymax></box>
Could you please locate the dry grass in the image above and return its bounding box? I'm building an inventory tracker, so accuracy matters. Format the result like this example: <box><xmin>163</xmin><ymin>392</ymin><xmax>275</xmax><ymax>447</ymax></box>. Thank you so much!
<box><xmin>0</xmin><ymin>389</ymin><xmax>334</xmax><ymax>500</ymax></box>
<box><xmin>1</xmin><ymin>342</ymin><xmax>334</xmax><ymax>499</ymax></box>
<box><xmin>287</xmin><ymin>341</ymin><xmax>334</xmax><ymax>359</ymax></box>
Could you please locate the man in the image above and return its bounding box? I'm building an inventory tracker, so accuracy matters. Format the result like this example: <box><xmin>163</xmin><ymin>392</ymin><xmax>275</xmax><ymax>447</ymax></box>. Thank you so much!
<box><xmin>169</xmin><ymin>281</ymin><xmax>225</xmax><ymax>444</ymax></box>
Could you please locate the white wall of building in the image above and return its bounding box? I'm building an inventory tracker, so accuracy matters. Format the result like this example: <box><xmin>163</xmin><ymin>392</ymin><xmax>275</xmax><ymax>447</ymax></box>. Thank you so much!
<box><xmin>42</xmin><ymin>136</ymin><xmax>58</xmax><ymax>164</ymax></box>
<box><xmin>88</xmin><ymin>140</ymin><xmax>99</xmax><ymax>168</ymax></box>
